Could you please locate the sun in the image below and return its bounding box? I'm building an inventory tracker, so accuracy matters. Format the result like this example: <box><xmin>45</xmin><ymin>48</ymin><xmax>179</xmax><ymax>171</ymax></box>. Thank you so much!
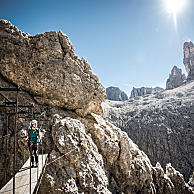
<box><xmin>164</xmin><ymin>0</ymin><xmax>187</xmax><ymax>27</ymax></box>
<box><xmin>164</xmin><ymin>0</ymin><xmax>186</xmax><ymax>14</ymax></box>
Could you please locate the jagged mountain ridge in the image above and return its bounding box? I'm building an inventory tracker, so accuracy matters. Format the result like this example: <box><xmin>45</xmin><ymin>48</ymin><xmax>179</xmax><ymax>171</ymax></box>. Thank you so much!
<box><xmin>103</xmin><ymin>80</ymin><xmax>194</xmax><ymax>182</ymax></box>
<box><xmin>0</xmin><ymin>20</ymin><xmax>193</xmax><ymax>193</ymax></box>
<box><xmin>130</xmin><ymin>86</ymin><xmax>164</xmax><ymax>98</ymax></box>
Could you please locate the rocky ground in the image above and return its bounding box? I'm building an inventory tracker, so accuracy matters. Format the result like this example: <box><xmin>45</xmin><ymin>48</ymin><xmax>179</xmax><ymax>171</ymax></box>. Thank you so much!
<box><xmin>0</xmin><ymin>19</ymin><xmax>193</xmax><ymax>193</ymax></box>
<box><xmin>103</xmin><ymin>80</ymin><xmax>194</xmax><ymax>183</ymax></box>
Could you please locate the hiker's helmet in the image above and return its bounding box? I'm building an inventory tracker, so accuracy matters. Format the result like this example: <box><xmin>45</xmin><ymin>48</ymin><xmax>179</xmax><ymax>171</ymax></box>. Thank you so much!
<box><xmin>31</xmin><ymin>120</ymin><xmax>38</xmax><ymax>127</ymax></box>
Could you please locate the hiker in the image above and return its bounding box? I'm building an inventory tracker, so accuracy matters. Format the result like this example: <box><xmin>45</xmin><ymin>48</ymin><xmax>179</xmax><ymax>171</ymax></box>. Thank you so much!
<box><xmin>26</xmin><ymin>120</ymin><xmax>40</xmax><ymax>167</ymax></box>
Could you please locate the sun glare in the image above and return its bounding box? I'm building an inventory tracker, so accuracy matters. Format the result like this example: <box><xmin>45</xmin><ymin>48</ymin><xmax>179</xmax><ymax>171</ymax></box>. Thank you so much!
<box><xmin>164</xmin><ymin>0</ymin><xmax>187</xmax><ymax>29</ymax></box>
<box><xmin>165</xmin><ymin>0</ymin><xmax>186</xmax><ymax>15</ymax></box>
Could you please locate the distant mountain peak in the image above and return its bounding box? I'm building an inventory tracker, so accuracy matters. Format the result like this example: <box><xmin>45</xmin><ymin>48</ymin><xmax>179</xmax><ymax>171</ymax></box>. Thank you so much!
<box><xmin>166</xmin><ymin>65</ymin><xmax>186</xmax><ymax>90</ymax></box>
<box><xmin>130</xmin><ymin>86</ymin><xmax>164</xmax><ymax>98</ymax></box>
<box><xmin>106</xmin><ymin>86</ymin><xmax>128</xmax><ymax>101</ymax></box>
<box><xmin>184</xmin><ymin>41</ymin><xmax>194</xmax><ymax>81</ymax></box>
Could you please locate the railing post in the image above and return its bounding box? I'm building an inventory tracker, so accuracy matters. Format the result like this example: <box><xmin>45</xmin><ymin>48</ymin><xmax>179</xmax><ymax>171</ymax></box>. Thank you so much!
<box><xmin>5</xmin><ymin>114</ymin><xmax>8</xmax><ymax>184</ymax></box>
<box><xmin>13</xmin><ymin>88</ymin><xmax>19</xmax><ymax>194</ymax></box>
<box><xmin>29</xmin><ymin>108</ymin><xmax>33</xmax><ymax>194</ymax></box>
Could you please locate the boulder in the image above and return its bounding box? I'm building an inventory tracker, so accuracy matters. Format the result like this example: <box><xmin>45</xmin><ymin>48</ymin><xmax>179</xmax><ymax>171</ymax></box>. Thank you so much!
<box><xmin>0</xmin><ymin>19</ymin><xmax>105</xmax><ymax>117</ymax></box>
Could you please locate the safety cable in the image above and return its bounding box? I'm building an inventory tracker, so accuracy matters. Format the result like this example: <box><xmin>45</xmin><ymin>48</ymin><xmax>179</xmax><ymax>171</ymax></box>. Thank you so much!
<box><xmin>46</xmin><ymin>147</ymin><xmax>78</xmax><ymax>166</ymax></box>
<box><xmin>34</xmin><ymin>147</ymin><xmax>78</xmax><ymax>194</ymax></box>
<box><xmin>1</xmin><ymin>146</ymin><xmax>79</xmax><ymax>193</ymax></box>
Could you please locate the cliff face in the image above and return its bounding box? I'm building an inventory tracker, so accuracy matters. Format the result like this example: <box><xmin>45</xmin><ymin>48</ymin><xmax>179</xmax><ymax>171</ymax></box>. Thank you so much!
<box><xmin>0</xmin><ymin>20</ymin><xmax>193</xmax><ymax>193</ymax></box>
<box><xmin>130</xmin><ymin>87</ymin><xmax>164</xmax><ymax>98</ymax></box>
<box><xmin>103</xmin><ymin>81</ymin><xmax>194</xmax><ymax>182</ymax></box>
<box><xmin>184</xmin><ymin>41</ymin><xmax>194</xmax><ymax>81</ymax></box>
<box><xmin>0</xmin><ymin>19</ymin><xmax>105</xmax><ymax>117</ymax></box>
<box><xmin>106</xmin><ymin>87</ymin><xmax>128</xmax><ymax>101</ymax></box>
<box><xmin>166</xmin><ymin>65</ymin><xmax>186</xmax><ymax>90</ymax></box>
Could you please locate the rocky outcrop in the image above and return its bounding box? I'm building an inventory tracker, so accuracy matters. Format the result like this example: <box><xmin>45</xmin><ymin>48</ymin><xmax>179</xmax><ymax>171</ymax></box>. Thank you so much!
<box><xmin>41</xmin><ymin>113</ymin><xmax>192</xmax><ymax>194</ymax></box>
<box><xmin>188</xmin><ymin>173</ymin><xmax>194</xmax><ymax>190</ymax></box>
<box><xmin>0</xmin><ymin>19</ymin><xmax>105</xmax><ymax>117</ymax></box>
<box><xmin>166</xmin><ymin>65</ymin><xmax>186</xmax><ymax>89</ymax></box>
<box><xmin>106</xmin><ymin>86</ymin><xmax>128</xmax><ymax>101</ymax></box>
<box><xmin>0</xmin><ymin>20</ymin><xmax>193</xmax><ymax>193</ymax></box>
<box><xmin>130</xmin><ymin>86</ymin><xmax>164</xmax><ymax>98</ymax></box>
<box><xmin>103</xmin><ymin>81</ymin><xmax>194</xmax><ymax>182</ymax></box>
<box><xmin>184</xmin><ymin>41</ymin><xmax>194</xmax><ymax>81</ymax></box>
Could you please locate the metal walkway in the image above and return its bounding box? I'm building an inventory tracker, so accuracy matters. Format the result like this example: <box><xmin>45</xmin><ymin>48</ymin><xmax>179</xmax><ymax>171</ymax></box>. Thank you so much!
<box><xmin>0</xmin><ymin>154</ymin><xmax>47</xmax><ymax>194</ymax></box>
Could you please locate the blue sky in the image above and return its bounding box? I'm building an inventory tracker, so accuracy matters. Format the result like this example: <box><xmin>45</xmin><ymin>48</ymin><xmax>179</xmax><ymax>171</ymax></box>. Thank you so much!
<box><xmin>1</xmin><ymin>0</ymin><xmax>194</xmax><ymax>95</ymax></box>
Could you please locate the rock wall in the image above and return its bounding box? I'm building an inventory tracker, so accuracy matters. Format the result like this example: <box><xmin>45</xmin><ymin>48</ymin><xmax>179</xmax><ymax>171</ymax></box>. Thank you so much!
<box><xmin>0</xmin><ymin>20</ymin><xmax>193</xmax><ymax>193</ymax></box>
<box><xmin>106</xmin><ymin>86</ymin><xmax>128</xmax><ymax>101</ymax></box>
<box><xmin>40</xmin><ymin>113</ymin><xmax>193</xmax><ymax>194</ymax></box>
<box><xmin>184</xmin><ymin>41</ymin><xmax>194</xmax><ymax>81</ymax></box>
<box><xmin>130</xmin><ymin>87</ymin><xmax>164</xmax><ymax>98</ymax></box>
<box><xmin>103</xmin><ymin>81</ymin><xmax>194</xmax><ymax>182</ymax></box>
<box><xmin>166</xmin><ymin>65</ymin><xmax>186</xmax><ymax>89</ymax></box>
<box><xmin>0</xmin><ymin>19</ymin><xmax>105</xmax><ymax>117</ymax></box>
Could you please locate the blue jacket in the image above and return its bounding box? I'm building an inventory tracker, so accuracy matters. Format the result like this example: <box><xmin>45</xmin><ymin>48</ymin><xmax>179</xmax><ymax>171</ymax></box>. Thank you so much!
<box><xmin>27</xmin><ymin>128</ymin><xmax>40</xmax><ymax>144</ymax></box>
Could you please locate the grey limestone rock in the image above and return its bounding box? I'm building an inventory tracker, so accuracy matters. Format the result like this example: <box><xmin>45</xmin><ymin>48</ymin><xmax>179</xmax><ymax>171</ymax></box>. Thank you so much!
<box><xmin>106</xmin><ymin>86</ymin><xmax>128</xmax><ymax>101</ymax></box>
<box><xmin>103</xmin><ymin>81</ymin><xmax>194</xmax><ymax>182</ymax></box>
<box><xmin>42</xmin><ymin>113</ymin><xmax>193</xmax><ymax>193</ymax></box>
<box><xmin>0</xmin><ymin>20</ymin><xmax>193</xmax><ymax>194</ymax></box>
<box><xmin>130</xmin><ymin>86</ymin><xmax>164</xmax><ymax>98</ymax></box>
<box><xmin>184</xmin><ymin>41</ymin><xmax>194</xmax><ymax>81</ymax></box>
<box><xmin>188</xmin><ymin>172</ymin><xmax>194</xmax><ymax>190</ymax></box>
<box><xmin>166</xmin><ymin>65</ymin><xmax>186</xmax><ymax>89</ymax></box>
<box><xmin>0</xmin><ymin>19</ymin><xmax>105</xmax><ymax>117</ymax></box>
